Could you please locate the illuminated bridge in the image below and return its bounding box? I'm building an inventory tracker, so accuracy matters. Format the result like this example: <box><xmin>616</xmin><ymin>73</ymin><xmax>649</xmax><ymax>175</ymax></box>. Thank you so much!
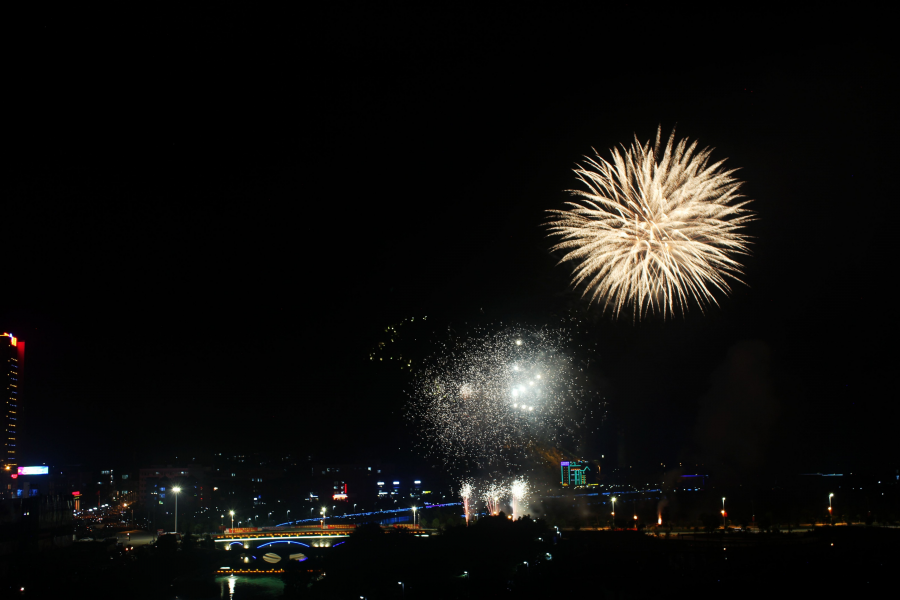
<box><xmin>214</xmin><ymin>525</ymin><xmax>431</xmax><ymax>551</ymax></box>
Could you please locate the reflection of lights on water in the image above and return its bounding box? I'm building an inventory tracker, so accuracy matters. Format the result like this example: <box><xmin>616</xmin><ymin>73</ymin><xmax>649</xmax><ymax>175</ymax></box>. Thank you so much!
<box><xmin>228</xmin><ymin>576</ymin><xmax>236</xmax><ymax>599</ymax></box>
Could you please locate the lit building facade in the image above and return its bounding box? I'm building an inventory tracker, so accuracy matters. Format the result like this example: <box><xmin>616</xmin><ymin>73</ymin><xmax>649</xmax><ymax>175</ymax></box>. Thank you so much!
<box><xmin>3</xmin><ymin>332</ymin><xmax>24</xmax><ymax>475</ymax></box>
<box><xmin>138</xmin><ymin>466</ymin><xmax>211</xmax><ymax>509</ymax></box>
<box><xmin>560</xmin><ymin>460</ymin><xmax>590</xmax><ymax>487</ymax></box>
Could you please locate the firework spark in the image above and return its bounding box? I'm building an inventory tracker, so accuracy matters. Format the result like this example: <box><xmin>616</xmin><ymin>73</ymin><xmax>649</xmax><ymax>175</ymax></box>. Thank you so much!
<box><xmin>546</xmin><ymin>126</ymin><xmax>754</xmax><ymax>319</ymax></box>
<box><xmin>408</xmin><ymin>325</ymin><xmax>587</xmax><ymax>470</ymax></box>
<box><xmin>510</xmin><ymin>477</ymin><xmax>528</xmax><ymax>521</ymax></box>
<box><xmin>483</xmin><ymin>481</ymin><xmax>506</xmax><ymax>516</ymax></box>
<box><xmin>460</xmin><ymin>480</ymin><xmax>474</xmax><ymax>526</ymax></box>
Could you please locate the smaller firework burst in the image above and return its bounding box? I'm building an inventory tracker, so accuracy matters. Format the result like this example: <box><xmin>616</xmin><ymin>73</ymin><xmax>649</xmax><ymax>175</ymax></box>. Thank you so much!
<box><xmin>482</xmin><ymin>482</ymin><xmax>506</xmax><ymax>516</ymax></box>
<box><xmin>459</xmin><ymin>479</ymin><xmax>474</xmax><ymax>526</ymax></box>
<box><xmin>510</xmin><ymin>477</ymin><xmax>529</xmax><ymax>521</ymax></box>
<box><xmin>409</xmin><ymin>325</ymin><xmax>588</xmax><ymax>471</ymax></box>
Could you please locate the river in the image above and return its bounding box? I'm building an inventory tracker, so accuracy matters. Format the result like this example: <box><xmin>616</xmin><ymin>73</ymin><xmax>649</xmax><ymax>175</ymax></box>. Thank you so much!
<box><xmin>170</xmin><ymin>574</ymin><xmax>285</xmax><ymax>599</ymax></box>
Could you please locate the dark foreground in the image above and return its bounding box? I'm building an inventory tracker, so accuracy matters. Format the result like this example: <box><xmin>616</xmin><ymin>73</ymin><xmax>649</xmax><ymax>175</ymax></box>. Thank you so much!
<box><xmin>1</xmin><ymin>520</ymin><xmax>896</xmax><ymax>599</ymax></box>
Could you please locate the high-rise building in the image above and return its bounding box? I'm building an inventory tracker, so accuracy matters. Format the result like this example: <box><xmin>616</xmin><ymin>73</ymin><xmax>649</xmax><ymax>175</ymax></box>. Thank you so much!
<box><xmin>3</xmin><ymin>332</ymin><xmax>24</xmax><ymax>473</ymax></box>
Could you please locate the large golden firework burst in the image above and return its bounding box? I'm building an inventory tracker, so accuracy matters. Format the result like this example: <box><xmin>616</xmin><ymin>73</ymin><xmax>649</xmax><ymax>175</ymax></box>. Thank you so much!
<box><xmin>547</xmin><ymin>127</ymin><xmax>754</xmax><ymax>319</ymax></box>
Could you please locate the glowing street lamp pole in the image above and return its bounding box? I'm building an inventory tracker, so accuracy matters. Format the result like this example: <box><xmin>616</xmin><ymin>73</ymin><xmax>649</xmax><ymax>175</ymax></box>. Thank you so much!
<box><xmin>611</xmin><ymin>497</ymin><xmax>616</xmax><ymax>530</ymax></box>
<box><xmin>829</xmin><ymin>493</ymin><xmax>834</xmax><ymax>525</ymax></box>
<box><xmin>721</xmin><ymin>497</ymin><xmax>726</xmax><ymax>530</ymax></box>
<box><xmin>230</xmin><ymin>510</ymin><xmax>235</xmax><ymax>530</ymax></box>
<box><xmin>412</xmin><ymin>506</ymin><xmax>417</xmax><ymax>527</ymax></box>
<box><xmin>320</xmin><ymin>507</ymin><xmax>326</xmax><ymax>528</ymax></box>
<box><xmin>172</xmin><ymin>487</ymin><xmax>182</xmax><ymax>534</ymax></box>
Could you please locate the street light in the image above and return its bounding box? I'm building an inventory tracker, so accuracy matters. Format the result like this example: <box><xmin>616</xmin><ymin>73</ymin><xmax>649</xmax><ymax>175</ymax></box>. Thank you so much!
<box><xmin>412</xmin><ymin>506</ymin><xmax>417</xmax><ymax>527</ymax></box>
<box><xmin>398</xmin><ymin>581</ymin><xmax>405</xmax><ymax>597</ymax></box>
<box><xmin>829</xmin><ymin>493</ymin><xmax>834</xmax><ymax>524</ymax></box>
<box><xmin>230</xmin><ymin>510</ymin><xmax>235</xmax><ymax>530</ymax></box>
<box><xmin>172</xmin><ymin>487</ymin><xmax>182</xmax><ymax>534</ymax></box>
<box><xmin>611</xmin><ymin>497</ymin><xmax>616</xmax><ymax>530</ymax></box>
<box><xmin>721</xmin><ymin>497</ymin><xmax>727</xmax><ymax>530</ymax></box>
<box><xmin>320</xmin><ymin>507</ymin><xmax>326</xmax><ymax>528</ymax></box>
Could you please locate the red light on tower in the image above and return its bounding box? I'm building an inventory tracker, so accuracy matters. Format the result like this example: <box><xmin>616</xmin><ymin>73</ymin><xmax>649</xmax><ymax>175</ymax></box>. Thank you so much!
<box><xmin>11</xmin><ymin>474</ymin><xmax>17</xmax><ymax>479</ymax></box>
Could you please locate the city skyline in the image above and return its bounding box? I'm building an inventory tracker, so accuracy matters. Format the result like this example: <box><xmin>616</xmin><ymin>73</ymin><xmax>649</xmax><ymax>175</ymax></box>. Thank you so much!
<box><xmin>1</xmin><ymin>9</ymin><xmax>897</xmax><ymax>599</ymax></box>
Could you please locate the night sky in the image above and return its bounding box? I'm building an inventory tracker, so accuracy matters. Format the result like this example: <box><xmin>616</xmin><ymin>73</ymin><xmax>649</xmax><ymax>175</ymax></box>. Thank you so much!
<box><xmin>3</xmin><ymin>9</ymin><xmax>893</xmax><ymax>478</ymax></box>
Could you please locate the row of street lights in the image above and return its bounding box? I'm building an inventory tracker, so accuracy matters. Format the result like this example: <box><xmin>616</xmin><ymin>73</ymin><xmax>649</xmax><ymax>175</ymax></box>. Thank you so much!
<box><xmin>610</xmin><ymin>493</ymin><xmax>838</xmax><ymax>530</ymax></box>
<box><xmin>608</xmin><ymin>497</ymin><xmax>638</xmax><ymax>529</ymax></box>
<box><xmin>183</xmin><ymin>491</ymin><xmax>840</xmax><ymax>535</ymax></box>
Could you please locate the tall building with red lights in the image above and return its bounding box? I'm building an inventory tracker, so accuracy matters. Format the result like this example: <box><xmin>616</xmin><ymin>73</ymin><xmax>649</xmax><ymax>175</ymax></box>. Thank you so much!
<box><xmin>3</xmin><ymin>332</ymin><xmax>24</xmax><ymax>473</ymax></box>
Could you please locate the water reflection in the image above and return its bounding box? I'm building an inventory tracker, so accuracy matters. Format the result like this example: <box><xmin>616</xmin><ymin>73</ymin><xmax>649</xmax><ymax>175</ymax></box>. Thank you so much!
<box><xmin>209</xmin><ymin>574</ymin><xmax>283</xmax><ymax>599</ymax></box>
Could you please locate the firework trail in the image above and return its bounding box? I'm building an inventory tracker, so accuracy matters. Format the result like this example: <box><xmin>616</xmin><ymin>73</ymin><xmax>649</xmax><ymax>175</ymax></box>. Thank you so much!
<box><xmin>408</xmin><ymin>325</ymin><xmax>587</xmax><ymax>470</ymax></box>
<box><xmin>510</xmin><ymin>477</ymin><xmax>528</xmax><ymax>521</ymax></box>
<box><xmin>546</xmin><ymin>126</ymin><xmax>754</xmax><ymax>319</ymax></box>
<box><xmin>483</xmin><ymin>481</ymin><xmax>506</xmax><ymax>516</ymax></box>
<box><xmin>459</xmin><ymin>479</ymin><xmax>474</xmax><ymax>526</ymax></box>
